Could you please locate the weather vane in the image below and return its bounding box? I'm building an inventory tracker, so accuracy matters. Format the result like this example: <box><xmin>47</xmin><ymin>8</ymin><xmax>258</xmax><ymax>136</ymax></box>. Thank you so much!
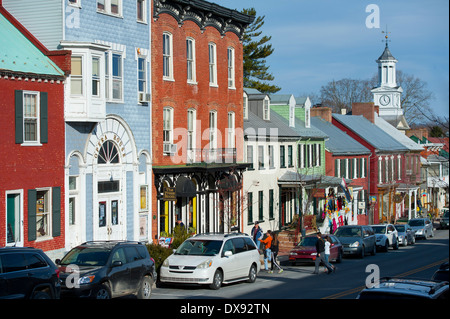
<box><xmin>382</xmin><ymin>26</ymin><xmax>391</xmax><ymax>47</ymax></box>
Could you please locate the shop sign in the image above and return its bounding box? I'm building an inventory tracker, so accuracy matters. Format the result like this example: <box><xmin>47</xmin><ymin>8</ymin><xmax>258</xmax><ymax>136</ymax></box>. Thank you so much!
<box><xmin>163</xmin><ymin>186</ymin><xmax>176</xmax><ymax>201</ymax></box>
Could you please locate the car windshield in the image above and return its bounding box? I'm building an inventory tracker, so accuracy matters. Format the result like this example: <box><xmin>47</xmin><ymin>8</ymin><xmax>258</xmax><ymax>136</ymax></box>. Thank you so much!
<box><xmin>60</xmin><ymin>247</ymin><xmax>110</xmax><ymax>266</ymax></box>
<box><xmin>298</xmin><ymin>237</ymin><xmax>318</xmax><ymax>247</ymax></box>
<box><xmin>372</xmin><ymin>226</ymin><xmax>386</xmax><ymax>234</ymax></box>
<box><xmin>175</xmin><ymin>240</ymin><xmax>223</xmax><ymax>256</ymax></box>
<box><xmin>409</xmin><ymin>220</ymin><xmax>425</xmax><ymax>226</ymax></box>
<box><xmin>395</xmin><ymin>225</ymin><xmax>406</xmax><ymax>232</ymax></box>
<box><xmin>334</xmin><ymin>227</ymin><xmax>361</xmax><ymax>237</ymax></box>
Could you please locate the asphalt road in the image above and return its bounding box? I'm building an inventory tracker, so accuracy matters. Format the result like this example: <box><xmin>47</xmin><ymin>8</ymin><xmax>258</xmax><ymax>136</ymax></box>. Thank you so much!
<box><xmin>151</xmin><ymin>229</ymin><xmax>449</xmax><ymax>300</ymax></box>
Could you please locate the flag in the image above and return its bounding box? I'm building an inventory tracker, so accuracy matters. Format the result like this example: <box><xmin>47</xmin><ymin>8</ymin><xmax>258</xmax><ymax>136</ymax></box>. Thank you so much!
<box><xmin>339</xmin><ymin>177</ymin><xmax>352</xmax><ymax>202</ymax></box>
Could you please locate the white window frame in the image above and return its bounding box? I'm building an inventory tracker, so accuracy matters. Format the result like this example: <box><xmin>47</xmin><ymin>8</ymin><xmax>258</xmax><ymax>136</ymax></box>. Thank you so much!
<box><xmin>137</xmin><ymin>55</ymin><xmax>148</xmax><ymax>97</ymax></box>
<box><xmin>91</xmin><ymin>56</ymin><xmax>101</xmax><ymax>97</ymax></box>
<box><xmin>227</xmin><ymin>47</ymin><xmax>235</xmax><ymax>89</ymax></box>
<box><xmin>70</xmin><ymin>56</ymin><xmax>84</xmax><ymax>96</ymax></box>
<box><xmin>35</xmin><ymin>188</ymin><xmax>52</xmax><ymax>241</ymax></box>
<box><xmin>243</xmin><ymin>92</ymin><xmax>248</xmax><ymax>120</ymax></box>
<box><xmin>397</xmin><ymin>155</ymin><xmax>402</xmax><ymax>180</ymax></box>
<box><xmin>186</xmin><ymin>37</ymin><xmax>196</xmax><ymax>84</ymax></box>
<box><xmin>97</xmin><ymin>0</ymin><xmax>122</xmax><ymax>17</ymax></box>
<box><xmin>227</xmin><ymin>112</ymin><xmax>235</xmax><ymax>148</ymax></box>
<box><xmin>163</xmin><ymin>32</ymin><xmax>174</xmax><ymax>81</ymax></box>
<box><xmin>68</xmin><ymin>0</ymin><xmax>81</xmax><ymax>8</ymax></box>
<box><xmin>208</xmin><ymin>42</ymin><xmax>217</xmax><ymax>87</ymax></box>
<box><xmin>136</xmin><ymin>0</ymin><xmax>147</xmax><ymax>23</ymax></box>
<box><xmin>22</xmin><ymin>91</ymin><xmax>40</xmax><ymax>145</ymax></box>
<box><xmin>104</xmin><ymin>51</ymin><xmax>124</xmax><ymax>102</ymax></box>
<box><xmin>209</xmin><ymin>110</ymin><xmax>217</xmax><ymax>150</ymax></box>
<box><xmin>163</xmin><ymin>107</ymin><xmax>174</xmax><ymax>154</ymax></box>
<box><xmin>263</xmin><ymin>96</ymin><xmax>270</xmax><ymax>120</ymax></box>
<box><xmin>187</xmin><ymin>109</ymin><xmax>196</xmax><ymax>151</ymax></box>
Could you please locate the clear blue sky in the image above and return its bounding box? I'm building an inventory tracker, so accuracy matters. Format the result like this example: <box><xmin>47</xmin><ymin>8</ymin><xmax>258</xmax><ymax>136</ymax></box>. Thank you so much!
<box><xmin>214</xmin><ymin>0</ymin><xmax>449</xmax><ymax>119</ymax></box>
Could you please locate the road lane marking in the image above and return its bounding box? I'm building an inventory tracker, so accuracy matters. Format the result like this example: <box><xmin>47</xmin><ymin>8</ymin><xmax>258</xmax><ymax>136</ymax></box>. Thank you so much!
<box><xmin>322</xmin><ymin>257</ymin><xmax>449</xmax><ymax>299</ymax></box>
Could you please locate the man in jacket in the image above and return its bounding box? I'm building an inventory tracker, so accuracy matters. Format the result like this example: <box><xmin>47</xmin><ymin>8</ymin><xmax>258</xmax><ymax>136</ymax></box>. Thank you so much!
<box><xmin>313</xmin><ymin>232</ymin><xmax>334</xmax><ymax>274</ymax></box>
<box><xmin>251</xmin><ymin>221</ymin><xmax>263</xmax><ymax>250</ymax></box>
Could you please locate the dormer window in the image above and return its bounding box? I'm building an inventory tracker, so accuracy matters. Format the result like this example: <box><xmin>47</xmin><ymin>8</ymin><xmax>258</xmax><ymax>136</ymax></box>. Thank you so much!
<box><xmin>263</xmin><ymin>97</ymin><xmax>270</xmax><ymax>120</ymax></box>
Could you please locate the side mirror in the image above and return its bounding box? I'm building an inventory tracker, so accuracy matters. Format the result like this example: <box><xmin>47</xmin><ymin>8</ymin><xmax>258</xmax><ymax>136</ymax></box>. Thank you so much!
<box><xmin>224</xmin><ymin>251</ymin><xmax>233</xmax><ymax>257</ymax></box>
<box><xmin>55</xmin><ymin>259</ymin><xmax>61</xmax><ymax>265</ymax></box>
<box><xmin>112</xmin><ymin>260</ymin><xmax>123</xmax><ymax>267</ymax></box>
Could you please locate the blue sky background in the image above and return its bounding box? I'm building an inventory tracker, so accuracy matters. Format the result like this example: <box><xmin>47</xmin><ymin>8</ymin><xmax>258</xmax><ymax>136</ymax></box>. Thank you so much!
<box><xmin>214</xmin><ymin>0</ymin><xmax>449</xmax><ymax>119</ymax></box>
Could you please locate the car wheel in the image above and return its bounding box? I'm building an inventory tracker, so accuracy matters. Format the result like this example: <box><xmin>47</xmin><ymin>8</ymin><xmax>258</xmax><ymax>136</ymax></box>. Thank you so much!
<box><xmin>32</xmin><ymin>291</ymin><xmax>52</xmax><ymax>299</ymax></box>
<box><xmin>92</xmin><ymin>283</ymin><xmax>111</xmax><ymax>299</ymax></box>
<box><xmin>336</xmin><ymin>250</ymin><xmax>343</xmax><ymax>263</ymax></box>
<box><xmin>359</xmin><ymin>246</ymin><xmax>365</xmax><ymax>259</ymax></box>
<box><xmin>371</xmin><ymin>244</ymin><xmax>376</xmax><ymax>256</ymax></box>
<box><xmin>209</xmin><ymin>269</ymin><xmax>223</xmax><ymax>290</ymax></box>
<box><xmin>247</xmin><ymin>264</ymin><xmax>257</xmax><ymax>283</ymax></box>
<box><xmin>393</xmin><ymin>238</ymin><xmax>399</xmax><ymax>250</ymax></box>
<box><xmin>137</xmin><ymin>276</ymin><xmax>153</xmax><ymax>299</ymax></box>
<box><xmin>384</xmin><ymin>241</ymin><xmax>389</xmax><ymax>252</ymax></box>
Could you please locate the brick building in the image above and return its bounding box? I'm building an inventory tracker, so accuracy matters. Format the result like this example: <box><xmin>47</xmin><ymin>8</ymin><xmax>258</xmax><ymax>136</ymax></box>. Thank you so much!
<box><xmin>151</xmin><ymin>0</ymin><xmax>254</xmax><ymax>238</ymax></box>
<box><xmin>0</xmin><ymin>5</ymin><xmax>69</xmax><ymax>259</ymax></box>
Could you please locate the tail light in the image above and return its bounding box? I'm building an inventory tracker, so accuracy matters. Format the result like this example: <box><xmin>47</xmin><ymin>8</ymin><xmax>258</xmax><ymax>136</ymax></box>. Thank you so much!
<box><xmin>55</xmin><ymin>268</ymin><xmax>60</xmax><ymax>279</ymax></box>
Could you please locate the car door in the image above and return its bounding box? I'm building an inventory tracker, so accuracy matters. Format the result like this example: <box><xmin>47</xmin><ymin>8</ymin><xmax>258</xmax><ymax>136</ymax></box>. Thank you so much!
<box><xmin>231</xmin><ymin>238</ymin><xmax>248</xmax><ymax>278</ymax></box>
<box><xmin>0</xmin><ymin>253</ymin><xmax>31</xmax><ymax>298</ymax></box>
<box><xmin>124</xmin><ymin>246</ymin><xmax>144</xmax><ymax>293</ymax></box>
<box><xmin>221</xmin><ymin>239</ymin><xmax>239</xmax><ymax>280</ymax></box>
<box><xmin>363</xmin><ymin>227</ymin><xmax>375</xmax><ymax>253</ymax></box>
<box><xmin>108</xmin><ymin>248</ymin><xmax>131</xmax><ymax>296</ymax></box>
<box><xmin>329</xmin><ymin>236</ymin><xmax>340</xmax><ymax>260</ymax></box>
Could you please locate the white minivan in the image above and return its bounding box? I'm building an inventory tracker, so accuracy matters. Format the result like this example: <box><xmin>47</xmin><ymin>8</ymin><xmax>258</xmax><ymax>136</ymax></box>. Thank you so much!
<box><xmin>160</xmin><ymin>233</ymin><xmax>261</xmax><ymax>290</ymax></box>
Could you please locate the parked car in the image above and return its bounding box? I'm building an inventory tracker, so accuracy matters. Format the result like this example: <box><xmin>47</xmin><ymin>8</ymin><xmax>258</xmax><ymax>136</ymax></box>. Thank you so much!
<box><xmin>432</xmin><ymin>262</ymin><xmax>449</xmax><ymax>283</ymax></box>
<box><xmin>160</xmin><ymin>233</ymin><xmax>260</xmax><ymax>290</ymax></box>
<box><xmin>357</xmin><ymin>277</ymin><xmax>449</xmax><ymax>299</ymax></box>
<box><xmin>56</xmin><ymin>241</ymin><xmax>156</xmax><ymax>299</ymax></box>
<box><xmin>394</xmin><ymin>224</ymin><xmax>416</xmax><ymax>246</ymax></box>
<box><xmin>289</xmin><ymin>234</ymin><xmax>343</xmax><ymax>265</ymax></box>
<box><xmin>440</xmin><ymin>208</ymin><xmax>449</xmax><ymax>229</ymax></box>
<box><xmin>408</xmin><ymin>218</ymin><xmax>434</xmax><ymax>239</ymax></box>
<box><xmin>371</xmin><ymin>224</ymin><xmax>399</xmax><ymax>251</ymax></box>
<box><xmin>333</xmin><ymin>225</ymin><xmax>376</xmax><ymax>258</ymax></box>
<box><xmin>0</xmin><ymin>247</ymin><xmax>61</xmax><ymax>299</ymax></box>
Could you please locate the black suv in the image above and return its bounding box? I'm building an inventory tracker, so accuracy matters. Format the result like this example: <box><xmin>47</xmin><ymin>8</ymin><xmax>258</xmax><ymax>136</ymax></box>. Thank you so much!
<box><xmin>0</xmin><ymin>247</ymin><xmax>61</xmax><ymax>299</ymax></box>
<box><xmin>56</xmin><ymin>241</ymin><xmax>156</xmax><ymax>299</ymax></box>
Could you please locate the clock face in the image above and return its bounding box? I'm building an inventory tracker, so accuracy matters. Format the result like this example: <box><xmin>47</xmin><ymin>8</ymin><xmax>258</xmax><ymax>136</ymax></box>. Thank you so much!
<box><xmin>380</xmin><ymin>95</ymin><xmax>390</xmax><ymax>106</ymax></box>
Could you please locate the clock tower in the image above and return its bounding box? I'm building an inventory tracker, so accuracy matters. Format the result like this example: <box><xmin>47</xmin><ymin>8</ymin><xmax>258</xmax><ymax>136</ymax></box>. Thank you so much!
<box><xmin>371</xmin><ymin>31</ymin><xmax>409</xmax><ymax>132</ymax></box>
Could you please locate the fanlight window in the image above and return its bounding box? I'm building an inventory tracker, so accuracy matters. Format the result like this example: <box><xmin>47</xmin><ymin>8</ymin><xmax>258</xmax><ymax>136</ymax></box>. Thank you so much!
<box><xmin>97</xmin><ymin>140</ymin><xmax>120</xmax><ymax>164</ymax></box>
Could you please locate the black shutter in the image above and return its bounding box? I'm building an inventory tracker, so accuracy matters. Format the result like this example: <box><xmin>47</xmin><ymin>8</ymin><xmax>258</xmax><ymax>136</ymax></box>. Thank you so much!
<box><xmin>28</xmin><ymin>189</ymin><xmax>37</xmax><ymax>241</ymax></box>
<box><xmin>15</xmin><ymin>90</ymin><xmax>24</xmax><ymax>144</ymax></box>
<box><xmin>40</xmin><ymin>92</ymin><xmax>48</xmax><ymax>143</ymax></box>
<box><xmin>52</xmin><ymin>187</ymin><xmax>61</xmax><ymax>237</ymax></box>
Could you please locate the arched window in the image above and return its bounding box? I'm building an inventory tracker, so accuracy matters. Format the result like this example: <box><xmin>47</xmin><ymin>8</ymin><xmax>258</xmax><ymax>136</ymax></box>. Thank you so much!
<box><xmin>97</xmin><ymin>140</ymin><xmax>120</xmax><ymax>164</ymax></box>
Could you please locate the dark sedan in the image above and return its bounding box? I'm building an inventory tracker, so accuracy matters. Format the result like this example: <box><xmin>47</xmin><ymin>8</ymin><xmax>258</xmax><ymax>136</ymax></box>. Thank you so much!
<box><xmin>289</xmin><ymin>234</ymin><xmax>343</xmax><ymax>265</ymax></box>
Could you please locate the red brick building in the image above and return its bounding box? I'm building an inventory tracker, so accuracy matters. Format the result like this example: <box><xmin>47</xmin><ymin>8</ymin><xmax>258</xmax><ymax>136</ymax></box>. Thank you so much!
<box><xmin>151</xmin><ymin>0</ymin><xmax>253</xmax><ymax>239</ymax></box>
<box><xmin>0</xmin><ymin>5</ymin><xmax>69</xmax><ymax>258</ymax></box>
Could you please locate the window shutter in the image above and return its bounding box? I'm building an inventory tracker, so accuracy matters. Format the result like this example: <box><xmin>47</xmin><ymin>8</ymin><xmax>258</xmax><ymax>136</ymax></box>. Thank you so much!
<box><xmin>52</xmin><ymin>187</ymin><xmax>61</xmax><ymax>237</ymax></box>
<box><xmin>335</xmin><ymin>159</ymin><xmax>339</xmax><ymax>177</ymax></box>
<box><xmin>28</xmin><ymin>189</ymin><xmax>37</xmax><ymax>241</ymax></box>
<box><xmin>40</xmin><ymin>92</ymin><xmax>48</xmax><ymax>143</ymax></box>
<box><xmin>15</xmin><ymin>90</ymin><xmax>24</xmax><ymax>144</ymax></box>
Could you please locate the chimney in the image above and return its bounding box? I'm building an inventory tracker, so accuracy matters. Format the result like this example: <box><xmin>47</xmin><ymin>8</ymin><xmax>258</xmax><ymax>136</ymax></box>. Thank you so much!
<box><xmin>352</xmin><ymin>102</ymin><xmax>377</xmax><ymax>123</ymax></box>
<box><xmin>310</xmin><ymin>106</ymin><xmax>332</xmax><ymax>122</ymax></box>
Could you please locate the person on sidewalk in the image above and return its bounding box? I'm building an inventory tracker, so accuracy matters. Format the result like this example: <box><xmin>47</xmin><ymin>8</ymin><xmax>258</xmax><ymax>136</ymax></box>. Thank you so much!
<box><xmin>313</xmin><ymin>232</ymin><xmax>334</xmax><ymax>275</ymax></box>
<box><xmin>323</xmin><ymin>235</ymin><xmax>336</xmax><ymax>273</ymax></box>
<box><xmin>270</xmin><ymin>232</ymin><xmax>283</xmax><ymax>274</ymax></box>
<box><xmin>251</xmin><ymin>221</ymin><xmax>263</xmax><ymax>251</ymax></box>
<box><xmin>259</xmin><ymin>230</ymin><xmax>273</xmax><ymax>272</ymax></box>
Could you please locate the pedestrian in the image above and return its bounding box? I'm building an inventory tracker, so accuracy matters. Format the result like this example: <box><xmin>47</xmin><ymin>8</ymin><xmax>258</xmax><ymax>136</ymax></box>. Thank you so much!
<box><xmin>270</xmin><ymin>232</ymin><xmax>283</xmax><ymax>274</ymax></box>
<box><xmin>323</xmin><ymin>236</ymin><xmax>336</xmax><ymax>273</ymax></box>
<box><xmin>251</xmin><ymin>221</ymin><xmax>263</xmax><ymax>251</ymax></box>
<box><xmin>313</xmin><ymin>232</ymin><xmax>334</xmax><ymax>275</ymax></box>
<box><xmin>259</xmin><ymin>230</ymin><xmax>273</xmax><ymax>271</ymax></box>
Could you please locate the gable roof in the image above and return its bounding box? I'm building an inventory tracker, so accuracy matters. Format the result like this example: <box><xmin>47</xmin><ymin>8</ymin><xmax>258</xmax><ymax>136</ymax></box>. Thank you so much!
<box><xmin>0</xmin><ymin>12</ymin><xmax>64</xmax><ymax>77</ymax></box>
<box><xmin>374</xmin><ymin>113</ymin><xmax>423</xmax><ymax>151</ymax></box>
<box><xmin>244</xmin><ymin>110</ymin><xmax>299</xmax><ymax>139</ymax></box>
<box><xmin>311</xmin><ymin>117</ymin><xmax>370</xmax><ymax>156</ymax></box>
<box><xmin>332</xmin><ymin>113</ymin><xmax>409</xmax><ymax>152</ymax></box>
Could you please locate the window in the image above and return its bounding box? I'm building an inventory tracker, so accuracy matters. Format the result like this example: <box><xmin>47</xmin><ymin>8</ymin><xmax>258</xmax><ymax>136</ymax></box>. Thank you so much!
<box><xmin>15</xmin><ymin>91</ymin><xmax>48</xmax><ymax>145</ymax></box>
<box><xmin>97</xmin><ymin>0</ymin><xmax>121</xmax><ymax>16</ymax></box>
<box><xmin>288</xmin><ymin>145</ymin><xmax>293</xmax><ymax>167</ymax></box>
<box><xmin>209</xmin><ymin>111</ymin><xmax>217</xmax><ymax>150</ymax></box>
<box><xmin>247</xmin><ymin>192</ymin><xmax>253</xmax><ymax>224</ymax></box>
<box><xmin>268</xmin><ymin>145</ymin><xmax>274</xmax><ymax>169</ymax></box>
<box><xmin>243</xmin><ymin>93</ymin><xmax>248</xmax><ymax>120</ymax></box>
<box><xmin>138</xmin><ymin>56</ymin><xmax>147</xmax><ymax>95</ymax></box>
<box><xmin>137</xmin><ymin>0</ymin><xmax>146</xmax><ymax>23</ymax></box>
<box><xmin>227</xmin><ymin>47</ymin><xmax>235</xmax><ymax>88</ymax></box>
<box><xmin>163</xmin><ymin>33</ymin><xmax>173</xmax><ymax>80</ymax></box>
<box><xmin>263</xmin><ymin>98</ymin><xmax>270</xmax><ymax>120</ymax></box>
<box><xmin>227</xmin><ymin>112</ymin><xmax>235</xmax><ymax>148</ymax></box>
<box><xmin>35</xmin><ymin>189</ymin><xmax>51</xmax><ymax>239</ymax></box>
<box><xmin>68</xmin><ymin>0</ymin><xmax>81</xmax><ymax>7</ymax></box>
<box><xmin>97</xmin><ymin>141</ymin><xmax>120</xmax><ymax>164</ymax></box>
<box><xmin>246</xmin><ymin>145</ymin><xmax>254</xmax><ymax>169</ymax></box>
<box><xmin>112</xmin><ymin>53</ymin><xmax>123</xmax><ymax>100</ymax></box>
<box><xmin>163</xmin><ymin>107</ymin><xmax>173</xmax><ymax>153</ymax></box>
<box><xmin>280</xmin><ymin>145</ymin><xmax>285</xmax><ymax>168</ymax></box>
<box><xmin>92</xmin><ymin>56</ymin><xmax>100</xmax><ymax>97</ymax></box>
<box><xmin>71</xmin><ymin>57</ymin><xmax>83</xmax><ymax>95</ymax></box>
<box><xmin>258</xmin><ymin>191</ymin><xmax>263</xmax><ymax>221</ymax></box>
<box><xmin>186</xmin><ymin>38</ymin><xmax>196</xmax><ymax>83</ymax></box>
<box><xmin>258</xmin><ymin>145</ymin><xmax>264</xmax><ymax>169</ymax></box>
<box><xmin>187</xmin><ymin>109</ymin><xmax>196</xmax><ymax>150</ymax></box>
<box><xmin>69</xmin><ymin>176</ymin><xmax>78</xmax><ymax>226</ymax></box>
<box><xmin>208</xmin><ymin>43</ymin><xmax>217</xmax><ymax>86</ymax></box>
<box><xmin>140</xmin><ymin>185</ymin><xmax>148</xmax><ymax>211</ymax></box>
<box><xmin>269</xmin><ymin>189</ymin><xmax>274</xmax><ymax>220</ymax></box>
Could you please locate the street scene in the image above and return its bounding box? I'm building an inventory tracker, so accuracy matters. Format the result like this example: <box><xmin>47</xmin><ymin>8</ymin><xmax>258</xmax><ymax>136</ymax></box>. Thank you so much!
<box><xmin>0</xmin><ymin>0</ymin><xmax>448</xmax><ymax>303</ymax></box>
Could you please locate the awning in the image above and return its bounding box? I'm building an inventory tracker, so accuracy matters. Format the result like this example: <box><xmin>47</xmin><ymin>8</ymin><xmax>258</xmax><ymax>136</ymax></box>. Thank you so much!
<box><xmin>175</xmin><ymin>176</ymin><xmax>196</xmax><ymax>197</ymax></box>
<box><xmin>277</xmin><ymin>171</ymin><xmax>352</xmax><ymax>189</ymax></box>
<box><xmin>218</xmin><ymin>174</ymin><xmax>240</xmax><ymax>192</ymax></box>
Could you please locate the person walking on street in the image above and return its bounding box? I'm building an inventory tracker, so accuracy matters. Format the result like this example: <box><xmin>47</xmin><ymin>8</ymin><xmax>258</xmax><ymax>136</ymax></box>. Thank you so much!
<box><xmin>313</xmin><ymin>232</ymin><xmax>334</xmax><ymax>275</ymax></box>
<box><xmin>323</xmin><ymin>236</ymin><xmax>336</xmax><ymax>273</ymax></box>
<box><xmin>270</xmin><ymin>232</ymin><xmax>283</xmax><ymax>274</ymax></box>
<box><xmin>251</xmin><ymin>221</ymin><xmax>263</xmax><ymax>251</ymax></box>
<box><xmin>259</xmin><ymin>230</ymin><xmax>273</xmax><ymax>272</ymax></box>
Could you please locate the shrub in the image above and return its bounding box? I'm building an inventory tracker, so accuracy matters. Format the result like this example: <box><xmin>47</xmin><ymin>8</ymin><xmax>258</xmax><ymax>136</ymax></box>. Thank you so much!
<box><xmin>146</xmin><ymin>243</ymin><xmax>172</xmax><ymax>273</ymax></box>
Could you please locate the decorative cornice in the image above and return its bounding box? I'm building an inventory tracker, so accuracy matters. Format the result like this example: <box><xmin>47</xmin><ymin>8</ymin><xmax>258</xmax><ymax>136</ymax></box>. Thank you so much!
<box><xmin>153</xmin><ymin>0</ymin><xmax>254</xmax><ymax>40</ymax></box>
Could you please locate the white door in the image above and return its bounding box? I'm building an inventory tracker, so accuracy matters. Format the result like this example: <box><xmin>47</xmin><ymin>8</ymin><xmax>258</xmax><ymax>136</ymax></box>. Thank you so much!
<box><xmin>97</xmin><ymin>196</ymin><xmax>122</xmax><ymax>241</ymax></box>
